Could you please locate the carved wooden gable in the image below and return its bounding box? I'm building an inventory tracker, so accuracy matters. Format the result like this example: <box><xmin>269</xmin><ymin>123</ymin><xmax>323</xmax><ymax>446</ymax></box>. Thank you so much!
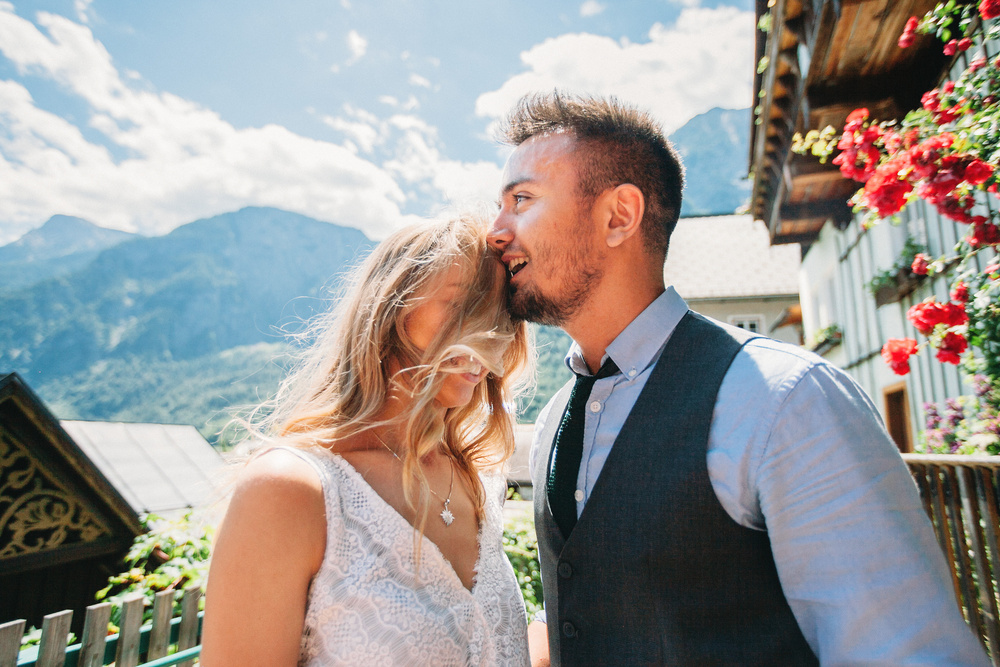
<box><xmin>0</xmin><ymin>373</ymin><xmax>140</xmax><ymax>575</ymax></box>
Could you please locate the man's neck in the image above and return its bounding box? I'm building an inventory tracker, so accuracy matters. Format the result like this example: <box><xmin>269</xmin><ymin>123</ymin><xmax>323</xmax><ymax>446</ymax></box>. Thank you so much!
<box><xmin>563</xmin><ymin>281</ymin><xmax>665</xmax><ymax>374</ymax></box>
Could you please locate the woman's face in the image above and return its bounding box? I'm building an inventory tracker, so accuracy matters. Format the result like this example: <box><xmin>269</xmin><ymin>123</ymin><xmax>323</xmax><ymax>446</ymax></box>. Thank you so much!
<box><xmin>405</xmin><ymin>264</ymin><xmax>492</xmax><ymax>409</ymax></box>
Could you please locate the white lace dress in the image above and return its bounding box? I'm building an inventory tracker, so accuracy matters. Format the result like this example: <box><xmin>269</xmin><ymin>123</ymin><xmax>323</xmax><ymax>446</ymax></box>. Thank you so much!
<box><xmin>285</xmin><ymin>446</ymin><xmax>530</xmax><ymax>667</ymax></box>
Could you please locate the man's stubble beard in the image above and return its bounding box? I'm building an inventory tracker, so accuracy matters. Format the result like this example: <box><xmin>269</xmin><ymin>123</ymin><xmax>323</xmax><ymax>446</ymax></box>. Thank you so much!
<box><xmin>506</xmin><ymin>236</ymin><xmax>603</xmax><ymax>327</ymax></box>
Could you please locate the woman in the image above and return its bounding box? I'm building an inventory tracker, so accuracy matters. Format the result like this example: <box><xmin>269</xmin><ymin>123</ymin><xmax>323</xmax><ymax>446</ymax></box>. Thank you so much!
<box><xmin>201</xmin><ymin>213</ymin><xmax>532</xmax><ymax>666</ymax></box>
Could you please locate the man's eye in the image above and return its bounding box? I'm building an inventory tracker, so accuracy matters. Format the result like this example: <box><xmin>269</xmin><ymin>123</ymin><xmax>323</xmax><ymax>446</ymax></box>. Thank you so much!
<box><xmin>513</xmin><ymin>194</ymin><xmax>528</xmax><ymax>204</ymax></box>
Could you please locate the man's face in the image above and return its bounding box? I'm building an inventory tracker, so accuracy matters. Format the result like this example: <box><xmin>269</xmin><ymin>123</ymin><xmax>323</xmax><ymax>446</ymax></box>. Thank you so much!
<box><xmin>488</xmin><ymin>133</ymin><xmax>604</xmax><ymax>326</ymax></box>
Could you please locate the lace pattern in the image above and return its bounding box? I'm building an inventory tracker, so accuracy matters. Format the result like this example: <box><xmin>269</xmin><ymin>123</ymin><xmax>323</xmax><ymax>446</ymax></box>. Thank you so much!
<box><xmin>286</xmin><ymin>446</ymin><xmax>530</xmax><ymax>667</ymax></box>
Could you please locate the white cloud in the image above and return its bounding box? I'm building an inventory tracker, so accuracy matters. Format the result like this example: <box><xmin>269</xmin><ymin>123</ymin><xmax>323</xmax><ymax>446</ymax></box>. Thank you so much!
<box><xmin>346</xmin><ymin>29</ymin><xmax>367</xmax><ymax>64</ymax></box>
<box><xmin>0</xmin><ymin>9</ymin><xmax>421</xmax><ymax>241</ymax></box>
<box><xmin>408</xmin><ymin>73</ymin><xmax>431</xmax><ymax>89</ymax></box>
<box><xmin>381</xmin><ymin>114</ymin><xmax>501</xmax><ymax>208</ymax></box>
<box><xmin>579</xmin><ymin>1</ymin><xmax>605</xmax><ymax>17</ymax></box>
<box><xmin>73</xmin><ymin>0</ymin><xmax>92</xmax><ymax>24</ymax></box>
<box><xmin>475</xmin><ymin>5</ymin><xmax>753</xmax><ymax>136</ymax></box>
<box><xmin>0</xmin><ymin>8</ymin><xmax>500</xmax><ymax>244</ymax></box>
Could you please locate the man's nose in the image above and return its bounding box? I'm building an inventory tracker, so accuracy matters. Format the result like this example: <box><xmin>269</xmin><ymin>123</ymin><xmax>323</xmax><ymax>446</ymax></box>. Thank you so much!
<box><xmin>487</xmin><ymin>211</ymin><xmax>512</xmax><ymax>251</ymax></box>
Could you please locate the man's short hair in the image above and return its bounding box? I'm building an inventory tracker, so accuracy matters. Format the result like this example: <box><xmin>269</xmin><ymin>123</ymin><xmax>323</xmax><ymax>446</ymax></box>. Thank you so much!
<box><xmin>496</xmin><ymin>91</ymin><xmax>685</xmax><ymax>256</ymax></box>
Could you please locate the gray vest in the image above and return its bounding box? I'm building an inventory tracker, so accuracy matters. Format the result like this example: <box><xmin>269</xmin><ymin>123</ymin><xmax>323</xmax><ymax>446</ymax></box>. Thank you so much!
<box><xmin>532</xmin><ymin>312</ymin><xmax>817</xmax><ymax>666</ymax></box>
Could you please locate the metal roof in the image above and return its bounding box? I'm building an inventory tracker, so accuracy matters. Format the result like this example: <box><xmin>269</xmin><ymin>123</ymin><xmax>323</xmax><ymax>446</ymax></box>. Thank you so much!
<box><xmin>61</xmin><ymin>420</ymin><xmax>223</xmax><ymax>516</ymax></box>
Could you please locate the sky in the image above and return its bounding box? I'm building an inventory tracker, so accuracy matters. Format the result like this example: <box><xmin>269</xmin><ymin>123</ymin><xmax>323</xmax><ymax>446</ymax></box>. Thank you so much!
<box><xmin>0</xmin><ymin>0</ymin><xmax>755</xmax><ymax>245</ymax></box>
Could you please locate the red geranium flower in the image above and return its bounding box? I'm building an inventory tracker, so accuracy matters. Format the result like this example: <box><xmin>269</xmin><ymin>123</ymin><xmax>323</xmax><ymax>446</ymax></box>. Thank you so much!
<box><xmin>968</xmin><ymin>221</ymin><xmax>1000</xmax><ymax>247</ymax></box>
<box><xmin>862</xmin><ymin>158</ymin><xmax>913</xmax><ymax>216</ymax></box>
<box><xmin>911</xmin><ymin>253</ymin><xmax>930</xmax><ymax>275</ymax></box>
<box><xmin>882</xmin><ymin>338</ymin><xmax>919</xmax><ymax>375</ymax></box>
<box><xmin>958</xmin><ymin>38</ymin><xmax>973</xmax><ymax>51</ymax></box>
<box><xmin>899</xmin><ymin>17</ymin><xmax>919</xmax><ymax>48</ymax></box>
<box><xmin>982</xmin><ymin>0</ymin><xmax>1000</xmax><ymax>20</ymax></box>
<box><xmin>951</xmin><ymin>281</ymin><xmax>970</xmax><ymax>303</ymax></box>
<box><xmin>964</xmin><ymin>159</ymin><xmax>993</xmax><ymax>185</ymax></box>
<box><xmin>907</xmin><ymin>300</ymin><xmax>969</xmax><ymax>335</ymax></box>
<box><xmin>944</xmin><ymin>39</ymin><xmax>959</xmax><ymax>56</ymax></box>
<box><xmin>936</xmin><ymin>332</ymin><xmax>968</xmax><ymax>365</ymax></box>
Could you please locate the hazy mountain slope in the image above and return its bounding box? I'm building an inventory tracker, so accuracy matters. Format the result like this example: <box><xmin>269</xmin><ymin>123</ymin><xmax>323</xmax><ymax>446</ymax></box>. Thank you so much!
<box><xmin>671</xmin><ymin>107</ymin><xmax>751</xmax><ymax>217</ymax></box>
<box><xmin>0</xmin><ymin>215</ymin><xmax>137</xmax><ymax>290</ymax></box>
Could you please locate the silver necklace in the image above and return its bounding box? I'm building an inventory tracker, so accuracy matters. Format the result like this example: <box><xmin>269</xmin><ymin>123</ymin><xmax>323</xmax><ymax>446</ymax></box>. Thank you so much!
<box><xmin>373</xmin><ymin>432</ymin><xmax>456</xmax><ymax>526</ymax></box>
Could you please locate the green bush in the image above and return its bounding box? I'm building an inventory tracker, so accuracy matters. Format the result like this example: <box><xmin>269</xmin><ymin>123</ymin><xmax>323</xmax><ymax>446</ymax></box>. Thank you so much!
<box><xmin>502</xmin><ymin>503</ymin><xmax>543</xmax><ymax>621</ymax></box>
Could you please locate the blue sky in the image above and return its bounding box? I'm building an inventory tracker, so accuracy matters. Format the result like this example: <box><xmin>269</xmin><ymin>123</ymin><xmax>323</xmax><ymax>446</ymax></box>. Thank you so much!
<box><xmin>0</xmin><ymin>0</ymin><xmax>754</xmax><ymax>244</ymax></box>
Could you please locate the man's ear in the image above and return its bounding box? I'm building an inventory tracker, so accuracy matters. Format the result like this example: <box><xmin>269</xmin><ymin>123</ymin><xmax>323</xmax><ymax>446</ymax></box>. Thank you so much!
<box><xmin>602</xmin><ymin>184</ymin><xmax>645</xmax><ymax>248</ymax></box>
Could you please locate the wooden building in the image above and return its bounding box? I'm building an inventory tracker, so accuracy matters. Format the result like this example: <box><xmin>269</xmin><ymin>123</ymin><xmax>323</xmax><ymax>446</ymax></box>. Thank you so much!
<box><xmin>748</xmin><ymin>0</ymin><xmax>991</xmax><ymax>450</ymax></box>
<box><xmin>0</xmin><ymin>372</ymin><xmax>141</xmax><ymax>633</ymax></box>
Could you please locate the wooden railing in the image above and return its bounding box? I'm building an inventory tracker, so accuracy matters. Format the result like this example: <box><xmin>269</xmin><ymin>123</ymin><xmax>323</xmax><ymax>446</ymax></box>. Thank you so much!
<box><xmin>0</xmin><ymin>586</ymin><xmax>202</xmax><ymax>667</ymax></box>
<box><xmin>904</xmin><ymin>454</ymin><xmax>1000</xmax><ymax>666</ymax></box>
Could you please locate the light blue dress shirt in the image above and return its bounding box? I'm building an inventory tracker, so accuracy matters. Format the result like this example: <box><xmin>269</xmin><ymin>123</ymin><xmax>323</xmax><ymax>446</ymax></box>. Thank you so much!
<box><xmin>530</xmin><ymin>287</ymin><xmax>988</xmax><ymax>665</ymax></box>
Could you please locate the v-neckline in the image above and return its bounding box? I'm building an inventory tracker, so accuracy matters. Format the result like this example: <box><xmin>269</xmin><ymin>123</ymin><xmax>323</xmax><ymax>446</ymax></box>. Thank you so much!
<box><xmin>325</xmin><ymin>450</ymin><xmax>484</xmax><ymax>595</ymax></box>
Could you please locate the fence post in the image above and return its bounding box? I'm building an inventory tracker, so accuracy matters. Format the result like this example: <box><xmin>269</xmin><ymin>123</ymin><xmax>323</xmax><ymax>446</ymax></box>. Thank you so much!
<box><xmin>0</xmin><ymin>619</ymin><xmax>26</xmax><ymax>667</ymax></box>
<box><xmin>78</xmin><ymin>602</ymin><xmax>112</xmax><ymax>667</ymax></box>
<box><xmin>177</xmin><ymin>586</ymin><xmax>201</xmax><ymax>667</ymax></box>
<box><xmin>115</xmin><ymin>594</ymin><xmax>145</xmax><ymax>667</ymax></box>
<box><xmin>36</xmin><ymin>610</ymin><xmax>72</xmax><ymax>667</ymax></box>
<box><xmin>147</xmin><ymin>590</ymin><xmax>175</xmax><ymax>661</ymax></box>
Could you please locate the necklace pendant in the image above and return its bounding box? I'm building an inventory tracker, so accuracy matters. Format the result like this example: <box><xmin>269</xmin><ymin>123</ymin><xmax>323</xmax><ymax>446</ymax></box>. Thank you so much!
<box><xmin>440</xmin><ymin>498</ymin><xmax>454</xmax><ymax>526</ymax></box>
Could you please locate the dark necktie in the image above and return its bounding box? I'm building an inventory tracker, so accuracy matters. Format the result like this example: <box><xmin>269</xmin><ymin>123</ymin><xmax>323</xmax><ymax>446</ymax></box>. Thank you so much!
<box><xmin>548</xmin><ymin>357</ymin><xmax>620</xmax><ymax>538</ymax></box>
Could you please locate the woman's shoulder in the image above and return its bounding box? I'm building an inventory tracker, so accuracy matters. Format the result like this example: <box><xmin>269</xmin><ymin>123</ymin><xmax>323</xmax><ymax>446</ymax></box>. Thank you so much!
<box><xmin>233</xmin><ymin>447</ymin><xmax>329</xmax><ymax>510</ymax></box>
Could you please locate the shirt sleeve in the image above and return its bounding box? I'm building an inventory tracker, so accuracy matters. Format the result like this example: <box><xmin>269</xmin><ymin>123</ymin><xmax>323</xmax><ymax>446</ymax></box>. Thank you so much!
<box><xmin>754</xmin><ymin>362</ymin><xmax>988</xmax><ymax>665</ymax></box>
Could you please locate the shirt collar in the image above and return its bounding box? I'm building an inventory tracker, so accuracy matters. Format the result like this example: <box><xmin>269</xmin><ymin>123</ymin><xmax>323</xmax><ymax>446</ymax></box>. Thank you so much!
<box><xmin>565</xmin><ymin>286</ymin><xmax>690</xmax><ymax>378</ymax></box>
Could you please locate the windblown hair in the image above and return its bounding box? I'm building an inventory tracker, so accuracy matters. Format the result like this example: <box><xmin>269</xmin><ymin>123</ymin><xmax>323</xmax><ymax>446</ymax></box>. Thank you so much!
<box><xmin>497</xmin><ymin>91</ymin><xmax>685</xmax><ymax>256</ymax></box>
<box><xmin>233</xmin><ymin>212</ymin><xmax>531</xmax><ymax>536</ymax></box>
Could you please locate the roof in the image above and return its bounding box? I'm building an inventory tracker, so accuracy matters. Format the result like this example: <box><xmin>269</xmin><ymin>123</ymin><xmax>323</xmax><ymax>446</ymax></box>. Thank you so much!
<box><xmin>749</xmin><ymin>0</ymin><xmax>950</xmax><ymax>245</ymax></box>
<box><xmin>664</xmin><ymin>215</ymin><xmax>801</xmax><ymax>299</ymax></box>
<box><xmin>61</xmin><ymin>420</ymin><xmax>223</xmax><ymax>516</ymax></box>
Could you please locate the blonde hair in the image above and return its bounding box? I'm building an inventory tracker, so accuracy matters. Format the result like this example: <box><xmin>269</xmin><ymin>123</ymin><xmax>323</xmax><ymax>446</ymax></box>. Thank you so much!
<box><xmin>234</xmin><ymin>211</ymin><xmax>531</xmax><ymax>536</ymax></box>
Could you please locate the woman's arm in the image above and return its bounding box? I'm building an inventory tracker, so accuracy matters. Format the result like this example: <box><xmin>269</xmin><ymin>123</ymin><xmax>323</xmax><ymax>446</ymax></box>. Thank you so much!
<box><xmin>201</xmin><ymin>450</ymin><xmax>327</xmax><ymax>667</ymax></box>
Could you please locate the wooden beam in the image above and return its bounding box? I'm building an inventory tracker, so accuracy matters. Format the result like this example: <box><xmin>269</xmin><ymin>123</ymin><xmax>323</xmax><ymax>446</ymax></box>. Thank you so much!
<box><xmin>780</xmin><ymin>199</ymin><xmax>852</xmax><ymax>224</ymax></box>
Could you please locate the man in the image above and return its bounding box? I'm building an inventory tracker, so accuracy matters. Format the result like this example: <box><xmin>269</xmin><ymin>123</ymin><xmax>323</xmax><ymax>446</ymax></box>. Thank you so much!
<box><xmin>488</xmin><ymin>93</ymin><xmax>988</xmax><ymax>666</ymax></box>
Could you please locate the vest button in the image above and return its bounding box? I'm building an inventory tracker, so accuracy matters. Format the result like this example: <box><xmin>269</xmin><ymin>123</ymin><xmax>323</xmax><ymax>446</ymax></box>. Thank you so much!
<box><xmin>557</xmin><ymin>561</ymin><xmax>573</xmax><ymax>578</ymax></box>
<box><xmin>561</xmin><ymin>621</ymin><xmax>577</xmax><ymax>638</ymax></box>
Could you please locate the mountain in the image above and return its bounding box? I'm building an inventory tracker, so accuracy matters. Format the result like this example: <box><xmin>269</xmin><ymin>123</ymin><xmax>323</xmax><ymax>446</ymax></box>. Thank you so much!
<box><xmin>0</xmin><ymin>207</ymin><xmax>372</xmax><ymax>439</ymax></box>
<box><xmin>670</xmin><ymin>107</ymin><xmax>752</xmax><ymax>217</ymax></box>
<box><xmin>0</xmin><ymin>215</ymin><xmax>137</xmax><ymax>290</ymax></box>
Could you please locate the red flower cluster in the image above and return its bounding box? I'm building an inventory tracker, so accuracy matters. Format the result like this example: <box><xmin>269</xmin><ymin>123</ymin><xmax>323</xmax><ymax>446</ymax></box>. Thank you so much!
<box><xmin>861</xmin><ymin>158</ymin><xmax>913</xmax><ymax>216</ymax></box>
<box><xmin>882</xmin><ymin>338</ymin><xmax>919</xmax><ymax>375</ymax></box>
<box><xmin>832</xmin><ymin>109</ymin><xmax>882</xmax><ymax>182</ymax></box>
<box><xmin>835</xmin><ymin>111</ymin><xmax>998</xmax><ymax>244</ymax></box>
<box><xmin>982</xmin><ymin>0</ymin><xmax>1000</xmax><ymax>21</ymax></box>
<box><xmin>921</xmin><ymin>89</ymin><xmax>961</xmax><ymax>125</ymax></box>
<box><xmin>898</xmin><ymin>16</ymin><xmax>920</xmax><ymax>48</ymax></box>
<box><xmin>936</xmin><ymin>331</ymin><xmax>969</xmax><ymax>364</ymax></box>
<box><xmin>968</xmin><ymin>220</ymin><xmax>1000</xmax><ymax>247</ymax></box>
<box><xmin>911</xmin><ymin>253</ymin><xmax>930</xmax><ymax>275</ymax></box>
<box><xmin>943</xmin><ymin>38</ymin><xmax>973</xmax><ymax>56</ymax></box>
<box><xmin>886</xmin><ymin>299</ymin><xmax>971</xmax><ymax>373</ymax></box>
<box><xmin>907</xmin><ymin>299</ymin><xmax>968</xmax><ymax>335</ymax></box>
<box><xmin>951</xmin><ymin>281</ymin><xmax>970</xmax><ymax>303</ymax></box>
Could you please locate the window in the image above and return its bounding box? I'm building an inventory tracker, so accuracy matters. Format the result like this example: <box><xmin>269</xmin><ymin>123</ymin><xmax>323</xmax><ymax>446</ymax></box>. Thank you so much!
<box><xmin>728</xmin><ymin>315</ymin><xmax>764</xmax><ymax>333</ymax></box>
